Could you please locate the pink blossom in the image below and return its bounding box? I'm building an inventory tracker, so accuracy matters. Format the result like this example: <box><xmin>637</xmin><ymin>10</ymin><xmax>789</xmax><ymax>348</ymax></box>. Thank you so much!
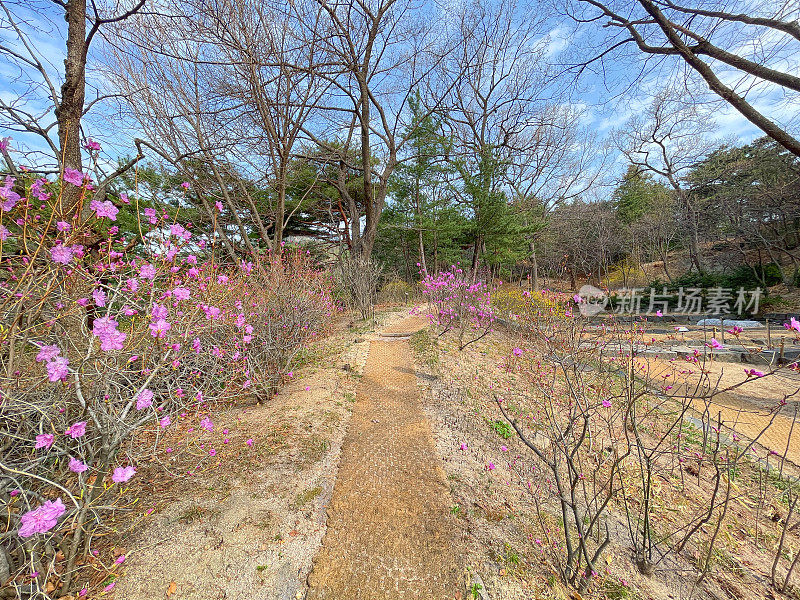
<box><xmin>46</xmin><ymin>356</ymin><xmax>69</xmax><ymax>382</ymax></box>
<box><xmin>0</xmin><ymin>176</ymin><xmax>20</xmax><ymax>211</ymax></box>
<box><xmin>92</xmin><ymin>316</ymin><xmax>126</xmax><ymax>351</ymax></box>
<box><xmin>143</xmin><ymin>207</ymin><xmax>157</xmax><ymax>224</ymax></box>
<box><xmin>0</xmin><ymin>137</ymin><xmax>9</xmax><ymax>152</ymax></box>
<box><xmin>459</xmin><ymin>442</ymin><xmax>467</xmax><ymax>451</ymax></box>
<box><xmin>744</xmin><ymin>368</ymin><xmax>765</xmax><ymax>378</ymax></box>
<box><xmin>18</xmin><ymin>498</ymin><xmax>66</xmax><ymax>537</ymax></box>
<box><xmin>786</xmin><ymin>317</ymin><xmax>800</xmax><ymax>333</ymax></box>
<box><xmin>181</xmin><ymin>182</ymin><xmax>190</xmax><ymax>190</ymax></box>
<box><xmin>84</xmin><ymin>138</ymin><xmax>101</xmax><ymax>151</ymax></box>
<box><xmin>486</xmin><ymin>462</ymin><xmax>496</xmax><ymax>470</ymax></box>
<box><xmin>139</xmin><ymin>263</ymin><xmax>156</xmax><ymax>280</ymax></box>
<box><xmin>0</xmin><ymin>225</ymin><xmax>10</xmax><ymax>240</ymax></box>
<box><xmin>92</xmin><ymin>287</ymin><xmax>107</xmax><ymax>307</ymax></box>
<box><xmin>69</xmin><ymin>457</ymin><xmax>88</xmax><ymax>473</ymax></box>
<box><xmin>215</xmin><ymin>201</ymin><xmax>223</xmax><ymax>212</ymax></box>
<box><xmin>65</xmin><ymin>421</ymin><xmax>87</xmax><ymax>439</ymax></box>
<box><xmin>159</xmin><ymin>416</ymin><xmax>171</xmax><ymax>428</ymax></box>
<box><xmin>202</xmin><ymin>305</ymin><xmax>221</xmax><ymax>320</ymax></box>
<box><xmin>149</xmin><ymin>319</ymin><xmax>171</xmax><ymax>338</ymax></box>
<box><xmin>111</xmin><ymin>466</ymin><xmax>136</xmax><ymax>483</ymax></box>
<box><xmin>36</xmin><ymin>344</ymin><xmax>61</xmax><ymax>362</ymax></box>
<box><xmin>50</xmin><ymin>244</ymin><xmax>74</xmax><ymax>265</ymax></box>
<box><xmin>136</xmin><ymin>389</ymin><xmax>154</xmax><ymax>410</ymax></box>
<box><xmin>246</xmin><ymin>438</ymin><xmax>253</xmax><ymax>446</ymax></box>
<box><xmin>62</xmin><ymin>168</ymin><xmax>85</xmax><ymax>186</ymax></box>
<box><xmin>511</xmin><ymin>347</ymin><xmax>523</xmax><ymax>357</ymax></box>
<box><xmin>200</xmin><ymin>417</ymin><xmax>214</xmax><ymax>432</ymax></box>
<box><xmin>602</xmin><ymin>399</ymin><xmax>612</xmax><ymax>408</ymax></box>
<box><xmin>172</xmin><ymin>287</ymin><xmax>190</xmax><ymax>301</ymax></box>
<box><xmin>35</xmin><ymin>434</ymin><xmax>54</xmax><ymax>449</ymax></box>
<box><xmin>115</xmin><ymin>554</ymin><xmax>126</xmax><ymax>564</ymax></box>
<box><xmin>90</xmin><ymin>199</ymin><xmax>118</xmax><ymax>221</ymax></box>
<box><xmin>56</xmin><ymin>221</ymin><xmax>71</xmax><ymax>232</ymax></box>
<box><xmin>709</xmin><ymin>338</ymin><xmax>724</xmax><ymax>350</ymax></box>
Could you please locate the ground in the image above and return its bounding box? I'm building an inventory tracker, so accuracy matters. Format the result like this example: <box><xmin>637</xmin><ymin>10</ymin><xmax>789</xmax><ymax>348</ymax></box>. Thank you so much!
<box><xmin>105</xmin><ymin>307</ymin><xmax>800</xmax><ymax>600</ymax></box>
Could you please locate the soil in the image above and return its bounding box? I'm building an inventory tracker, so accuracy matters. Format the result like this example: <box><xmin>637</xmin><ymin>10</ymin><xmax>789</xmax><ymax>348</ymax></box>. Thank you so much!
<box><xmin>109</xmin><ymin>315</ymin><xmax>372</xmax><ymax>600</ymax></box>
<box><xmin>307</xmin><ymin>314</ymin><xmax>463</xmax><ymax>599</ymax></box>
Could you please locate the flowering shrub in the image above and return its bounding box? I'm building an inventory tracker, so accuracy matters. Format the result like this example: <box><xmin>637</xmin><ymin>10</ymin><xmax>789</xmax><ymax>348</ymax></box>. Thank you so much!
<box><xmin>0</xmin><ymin>165</ymin><xmax>334</xmax><ymax>596</ymax></box>
<box><xmin>490</xmin><ymin>286</ymin><xmax>566</xmax><ymax>323</ymax></box>
<box><xmin>420</xmin><ymin>267</ymin><xmax>496</xmax><ymax>350</ymax></box>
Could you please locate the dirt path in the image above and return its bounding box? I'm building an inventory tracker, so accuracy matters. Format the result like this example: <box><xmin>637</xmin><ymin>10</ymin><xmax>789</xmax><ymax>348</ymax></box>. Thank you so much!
<box><xmin>307</xmin><ymin>315</ymin><xmax>463</xmax><ymax>599</ymax></box>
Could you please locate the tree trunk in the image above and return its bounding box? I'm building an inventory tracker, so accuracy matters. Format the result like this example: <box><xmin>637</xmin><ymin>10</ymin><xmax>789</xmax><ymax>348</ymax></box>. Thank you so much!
<box><xmin>56</xmin><ymin>0</ymin><xmax>87</xmax><ymax>219</ymax></box>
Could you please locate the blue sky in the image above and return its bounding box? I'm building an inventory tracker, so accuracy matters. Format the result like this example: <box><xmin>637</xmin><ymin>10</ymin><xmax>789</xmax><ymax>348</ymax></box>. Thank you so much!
<box><xmin>0</xmin><ymin>0</ymin><xmax>794</xmax><ymax>186</ymax></box>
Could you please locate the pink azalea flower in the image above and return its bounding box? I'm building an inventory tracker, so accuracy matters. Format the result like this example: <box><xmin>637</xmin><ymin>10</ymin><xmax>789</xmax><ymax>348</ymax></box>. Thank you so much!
<box><xmin>35</xmin><ymin>434</ymin><xmax>55</xmax><ymax>449</ymax></box>
<box><xmin>0</xmin><ymin>225</ymin><xmax>10</xmax><ymax>240</ymax></box>
<box><xmin>602</xmin><ymin>399</ymin><xmax>612</xmax><ymax>408</ymax></box>
<box><xmin>486</xmin><ymin>462</ymin><xmax>496</xmax><ymax>470</ymax></box>
<box><xmin>181</xmin><ymin>182</ymin><xmax>190</xmax><ymax>190</ymax></box>
<box><xmin>69</xmin><ymin>457</ymin><xmax>88</xmax><ymax>473</ymax></box>
<box><xmin>709</xmin><ymin>338</ymin><xmax>724</xmax><ymax>350</ymax></box>
<box><xmin>459</xmin><ymin>442</ymin><xmax>468</xmax><ymax>451</ymax></box>
<box><xmin>36</xmin><ymin>344</ymin><xmax>61</xmax><ymax>362</ymax></box>
<box><xmin>50</xmin><ymin>244</ymin><xmax>74</xmax><ymax>264</ymax></box>
<box><xmin>139</xmin><ymin>263</ymin><xmax>156</xmax><ymax>280</ymax></box>
<box><xmin>786</xmin><ymin>317</ymin><xmax>800</xmax><ymax>333</ymax></box>
<box><xmin>246</xmin><ymin>438</ymin><xmax>253</xmax><ymax>446</ymax></box>
<box><xmin>65</xmin><ymin>421</ymin><xmax>87</xmax><ymax>439</ymax></box>
<box><xmin>200</xmin><ymin>417</ymin><xmax>214</xmax><ymax>432</ymax></box>
<box><xmin>744</xmin><ymin>368</ymin><xmax>765</xmax><ymax>378</ymax></box>
<box><xmin>149</xmin><ymin>319</ymin><xmax>171</xmax><ymax>338</ymax></box>
<box><xmin>111</xmin><ymin>466</ymin><xmax>136</xmax><ymax>483</ymax></box>
<box><xmin>18</xmin><ymin>498</ymin><xmax>66</xmax><ymax>537</ymax></box>
<box><xmin>46</xmin><ymin>356</ymin><xmax>69</xmax><ymax>382</ymax></box>
<box><xmin>90</xmin><ymin>199</ymin><xmax>118</xmax><ymax>221</ymax></box>
<box><xmin>208</xmin><ymin>448</ymin><xmax>216</xmax><ymax>456</ymax></box>
<box><xmin>92</xmin><ymin>316</ymin><xmax>127</xmax><ymax>351</ymax></box>
<box><xmin>135</xmin><ymin>389</ymin><xmax>154</xmax><ymax>410</ymax></box>
<box><xmin>159</xmin><ymin>416</ymin><xmax>171</xmax><ymax>428</ymax></box>
<box><xmin>84</xmin><ymin>138</ymin><xmax>101</xmax><ymax>151</ymax></box>
<box><xmin>56</xmin><ymin>221</ymin><xmax>71</xmax><ymax>232</ymax></box>
<box><xmin>92</xmin><ymin>287</ymin><xmax>107</xmax><ymax>307</ymax></box>
<box><xmin>655</xmin><ymin>310</ymin><xmax>663</xmax><ymax>317</ymax></box>
<box><xmin>215</xmin><ymin>201</ymin><xmax>223</xmax><ymax>212</ymax></box>
<box><xmin>115</xmin><ymin>554</ymin><xmax>126</xmax><ymax>564</ymax></box>
<box><xmin>511</xmin><ymin>347</ymin><xmax>523</xmax><ymax>357</ymax></box>
<box><xmin>62</xmin><ymin>168</ymin><xmax>85</xmax><ymax>186</ymax></box>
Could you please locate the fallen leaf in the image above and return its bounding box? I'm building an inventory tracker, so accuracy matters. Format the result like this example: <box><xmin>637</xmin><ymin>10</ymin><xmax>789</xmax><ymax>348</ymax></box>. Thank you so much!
<box><xmin>166</xmin><ymin>581</ymin><xmax>177</xmax><ymax>597</ymax></box>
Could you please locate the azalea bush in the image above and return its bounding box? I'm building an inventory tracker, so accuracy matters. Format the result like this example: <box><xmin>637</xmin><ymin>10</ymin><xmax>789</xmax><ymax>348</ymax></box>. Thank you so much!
<box><xmin>0</xmin><ymin>164</ymin><xmax>334</xmax><ymax>597</ymax></box>
<box><xmin>420</xmin><ymin>267</ymin><xmax>496</xmax><ymax>350</ymax></box>
<box><xmin>497</xmin><ymin>310</ymin><xmax>798</xmax><ymax>595</ymax></box>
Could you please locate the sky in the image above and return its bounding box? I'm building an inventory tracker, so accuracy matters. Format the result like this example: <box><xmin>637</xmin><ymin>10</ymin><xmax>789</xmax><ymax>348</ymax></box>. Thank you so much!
<box><xmin>0</xmin><ymin>0</ymin><xmax>796</xmax><ymax>189</ymax></box>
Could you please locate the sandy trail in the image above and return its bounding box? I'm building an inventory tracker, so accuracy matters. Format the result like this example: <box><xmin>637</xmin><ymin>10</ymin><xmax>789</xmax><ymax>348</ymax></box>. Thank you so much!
<box><xmin>307</xmin><ymin>315</ymin><xmax>462</xmax><ymax>599</ymax></box>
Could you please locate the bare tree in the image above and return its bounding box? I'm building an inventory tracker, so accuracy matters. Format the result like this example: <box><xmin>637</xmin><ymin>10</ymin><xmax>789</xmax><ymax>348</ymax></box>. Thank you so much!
<box><xmin>615</xmin><ymin>87</ymin><xmax>718</xmax><ymax>272</ymax></box>
<box><xmin>291</xmin><ymin>0</ymin><xmax>445</xmax><ymax>258</ymax></box>
<box><xmin>0</xmin><ymin>0</ymin><xmax>146</xmax><ymax>216</ymax></box>
<box><xmin>570</xmin><ymin>0</ymin><xmax>800</xmax><ymax>157</ymax></box>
